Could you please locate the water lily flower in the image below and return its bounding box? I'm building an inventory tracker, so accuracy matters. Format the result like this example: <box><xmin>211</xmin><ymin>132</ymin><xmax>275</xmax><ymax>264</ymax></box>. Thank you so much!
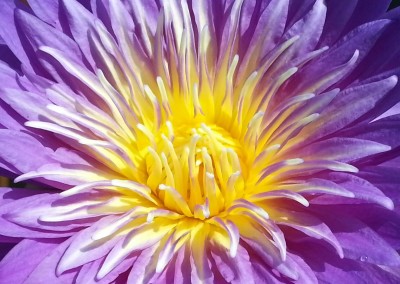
<box><xmin>0</xmin><ymin>0</ymin><xmax>400</xmax><ymax>283</ymax></box>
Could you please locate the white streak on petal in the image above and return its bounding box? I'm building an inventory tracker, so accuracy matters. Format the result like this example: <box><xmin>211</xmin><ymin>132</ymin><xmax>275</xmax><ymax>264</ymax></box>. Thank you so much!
<box><xmin>211</xmin><ymin>217</ymin><xmax>240</xmax><ymax>258</ymax></box>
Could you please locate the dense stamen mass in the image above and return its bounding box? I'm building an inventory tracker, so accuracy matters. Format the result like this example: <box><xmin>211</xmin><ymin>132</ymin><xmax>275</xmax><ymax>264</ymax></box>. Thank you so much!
<box><xmin>147</xmin><ymin>120</ymin><xmax>246</xmax><ymax>219</ymax></box>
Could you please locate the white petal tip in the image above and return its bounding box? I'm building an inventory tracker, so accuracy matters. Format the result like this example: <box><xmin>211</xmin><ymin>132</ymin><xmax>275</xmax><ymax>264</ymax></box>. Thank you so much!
<box><xmin>383</xmin><ymin>199</ymin><xmax>395</xmax><ymax>210</ymax></box>
<box><xmin>13</xmin><ymin>177</ymin><xmax>23</xmax><ymax>184</ymax></box>
<box><xmin>156</xmin><ymin>262</ymin><xmax>166</xmax><ymax>274</ymax></box>
<box><xmin>96</xmin><ymin>269</ymin><xmax>107</xmax><ymax>280</ymax></box>
<box><xmin>59</xmin><ymin>190</ymin><xmax>74</xmax><ymax>197</ymax></box>
<box><xmin>229</xmin><ymin>248</ymin><xmax>237</xmax><ymax>258</ymax></box>
<box><xmin>350</xmin><ymin>167</ymin><xmax>359</xmax><ymax>173</ymax></box>
<box><xmin>301</xmin><ymin>200</ymin><xmax>310</xmax><ymax>207</ymax></box>
<box><xmin>14</xmin><ymin>174</ymin><xmax>30</xmax><ymax>183</ymax></box>
<box><xmin>56</xmin><ymin>261</ymin><xmax>69</xmax><ymax>277</ymax></box>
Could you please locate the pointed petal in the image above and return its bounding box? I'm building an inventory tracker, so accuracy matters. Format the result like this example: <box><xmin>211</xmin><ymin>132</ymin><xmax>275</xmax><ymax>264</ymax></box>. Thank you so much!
<box><xmin>57</xmin><ymin>215</ymin><xmax>122</xmax><ymax>274</ymax></box>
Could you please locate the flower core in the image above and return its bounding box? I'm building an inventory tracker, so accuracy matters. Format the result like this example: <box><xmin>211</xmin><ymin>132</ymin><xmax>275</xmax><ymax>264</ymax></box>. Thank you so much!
<box><xmin>146</xmin><ymin>119</ymin><xmax>246</xmax><ymax>220</ymax></box>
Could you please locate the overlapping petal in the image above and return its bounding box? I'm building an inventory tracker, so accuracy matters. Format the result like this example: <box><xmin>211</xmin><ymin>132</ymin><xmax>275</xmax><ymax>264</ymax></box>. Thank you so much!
<box><xmin>0</xmin><ymin>0</ymin><xmax>399</xmax><ymax>283</ymax></box>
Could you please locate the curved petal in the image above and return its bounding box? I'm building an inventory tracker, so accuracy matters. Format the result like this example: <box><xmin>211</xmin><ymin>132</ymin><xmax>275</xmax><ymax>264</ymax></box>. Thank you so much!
<box><xmin>319</xmin><ymin>212</ymin><xmax>400</xmax><ymax>266</ymax></box>
<box><xmin>23</xmin><ymin>238</ymin><xmax>80</xmax><ymax>283</ymax></box>
<box><xmin>0</xmin><ymin>239</ymin><xmax>62</xmax><ymax>284</ymax></box>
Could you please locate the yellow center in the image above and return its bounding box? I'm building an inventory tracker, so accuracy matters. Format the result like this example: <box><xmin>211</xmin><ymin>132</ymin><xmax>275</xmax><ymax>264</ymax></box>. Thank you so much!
<box><xmin>144</xmin><ymin>119</ymin><xmax>247</xmax><ymax>220</ymax></box>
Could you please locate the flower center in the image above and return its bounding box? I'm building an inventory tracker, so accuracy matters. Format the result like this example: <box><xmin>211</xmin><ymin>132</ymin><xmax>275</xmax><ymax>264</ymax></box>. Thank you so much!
<box><xmin>144</xmin><ymin>120</ymin><xmax>246</xmax><ymax>220</ymax></box>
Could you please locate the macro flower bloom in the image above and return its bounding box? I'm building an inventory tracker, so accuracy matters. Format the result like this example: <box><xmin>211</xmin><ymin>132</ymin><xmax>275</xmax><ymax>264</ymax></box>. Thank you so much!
<box><xmin>0</xmin><ymin>0</ymin><xmax>400</xmax><ymax>283</ymax></box>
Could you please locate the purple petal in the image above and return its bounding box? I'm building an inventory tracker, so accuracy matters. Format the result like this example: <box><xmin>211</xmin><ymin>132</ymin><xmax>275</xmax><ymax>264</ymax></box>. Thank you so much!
<box><xmin>274</xmin><ymin>209</ymin><xmax>343</xmax><ymax>258</ymax></box>
<box><xmin>60</xmin><ymin>0</ymin><xmax>97</xmax><ymax>67</ymax></box>
<box><xmin>0</xmin><ymin>239</ymin><xmax>62</xmax><ymax>284</ymax></box>
<box><xmin>240</xmin><ymin>0</ymin><xmax>289</xmax><ymax>62</ymax></box>
<box><xmin>332</xmin><ymin>173</ymin><xmax>393</xmax><ymax>209</ymax></box>
<box><xmin>210</xmin><ymin>244</ymin><xmax>254</xmax><ymax>284</ymax></box>
<box><xmin>0</xmin><ymin>1</ymin><xmax>32</xmax><ymax>71</ymax></box>
<box><xmin>284</xmin><ymin>0</ymin><xmax>326</xmax><ymax>57</ymax></box>
<box><xmin>14</xmin><ymin>8</ymin><xmax>85</xmax><ymax>81</ymax></box>
<box><xmin>76</xmin><ymin>254</ymin><xmax>135</xmax><ymax>284</ymax></box>
<box><xmin>321</xmin><ymin>212</ymin><xmax>400</xmax><ymax>266</ymax></box>
<box><xmin>326</xmin><ymin>19</ymin><xmax>391</xmax><ymax>73</ymax></box>
<box><xmin>23</xmin><ymin>238</ymin><xmax>80</xmax><ymax>283</ymax></box>
<box><xmin>0</xmin><ymin>130</ymin><xmax>56</xmax><ymax>175</ymax></box>
<box><xmin>0</xmin><ymin>62</ymin><xmax>21</xmax><ymax>90</ymax></box>
<box><xmin>15</xmin><ymin>9</ymin><xmax>82</xmax><ymax>62</ymax></box>
<box><xmin>350</xmin><ymin>114</ymin><xmax>400</xmax><ymax>149</ymax></box>
<box><xmin>0</xmin><ymin>42</ymin><xmax>20</xmax><ymax>69</ymax></box>
<box><xmin>310</xmin><ymin>75</ymin><xmax>398</xmax><ymax>140</ymax></box>
<box><xmin>285</xmin><ymin>253</ymin><xmax>318</xmax><ymax>284</ymax></box>
<box><xmin>126</xmin><ymin>246</ymin><xmax>158</xmax><ymax>284</ymax></box>
<box><xmin>240</xmin><ymin>237</ymin><xmax>294</xmax><ymax>280</ymax></box>
<box><xmin>27</xmin><ymin>0</ymin><xmax>61</xmax><ymax>28</ymax></box>
<box><xmin>319</xmin><ymin>0</ymin><xmax>358</xmax><ymax>46</ymax></box>
<box><xmin>171</xmin><ymin>246</ymin><xmax>191</xmax><ymax>284</ymax></box>
<box><xmin>250</xmin><ymin>259</ymin><xmax>286</xmax><ymax>283</ymax></box>
<box><xmin>57</xmin><ymin>215</ymin><xmax>122</xmax><ymax>273</ymax></box>
<box><xmin>1</xmin><ymin>88</ymin><xmax>50</xmax><ymax>121</ymax></box>
<box><xmin>303</xmin><ymin>137</ymin><xmax>391</xmax><ymax>162</ymax></box>
<box><xmin>0</xmin><ymin>187</ymin><xmax>50</xmax><ymax>206</ymax></box>
<box><xmin>0</xmin><ymin>102</ymin><xmax>26</xmax><ymax>134</ymax></box>
<box><xmin>0</xmin><ymin>188</ymin><xmax>67</xmax><ymax>239</ymax></box>
<box><xmin>358</xmin><ymin>166</ymin><xmax>400</xmax><ymax>206</ymax></box>
<box><xmin>0</xmin><ymin>191</ymin><xmax>91</xmax><ymax>237</ymax></box>
<box><xmin>347</xmin><ymin>0</ymin><xmax>392</xmax><ymax>30</ymax></box>
<box><xmin>299</xmin><ymin>242</ymin><xmax>400</xmax><ymax>283</ymax></box>
<box><xmin>283</xmin><ymin>19</ymin><xmax>391</xmax><ymax>98</ymax></box>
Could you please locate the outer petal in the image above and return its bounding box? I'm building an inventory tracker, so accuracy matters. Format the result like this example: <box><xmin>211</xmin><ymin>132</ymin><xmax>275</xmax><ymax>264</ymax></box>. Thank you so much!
<box><xmin>300</xmin><ymin>242</ymin><xmax>400</xmax><ymax>284</ymax></box>
<box><xmin>349</xmin><ymin>115</ymin><xmax>400</xmax><ymax>149</ymax></box>
<box><xmin>0</xmin><ymin>130</ymin><xmax>56</xmax><ymax>175</ymax></box>
<box><xmin>57</xmin><ymin>215</ymin><xmax>122</xmax><ymax>273</ymax></box>
<box><xmin>75</xmin><ymin>255</ymin><xmax>135</xmax><ymax>284</ymax></box>
<box><xmin>0</xmin><ymin>0</ymin><xmax>33</xmax><ymax>71</ymax></box>
<box><xmin>0</xmin><ymin>43</ymin><xmax>19</xmax><ymax>69</ymax></box>
<box><xmin>61</xmin><ymin>0</ymin><xmax>97</xmax><ymax>67</ymax></box>
<box><xmin>0</xmin><ymin>61</ymin><xmax>22</xmax><ymax>90</ymax></box>
<box><xmin>15</xmin><ymin>8</ymin><xmax>82</xmax><ymax>60</ymax></box>
<box><xmin>284</xmin><ymin>0</ymin><xmax>327</xmax><ymax>57</ymax></box>
<box><xmin>0</xmin><ymin>188</ymin><xmax>62</xmax><ymax>239</ymax></box>
<box><xmin>0</xmin><ymin>88</ymin><xmax>51</xmax><ymax>122</ymax></box>
<box><xmin>0</xmin><ymin>191</ymin><xmax>93</xmax><ymax>238</ymax></box>
<box><xmin>347</xmin><ymin>0</ymin><xmax>392</xmax><ymax>30</ymax></box>
<box><xmin>209</xmin><ymin>244</ymin><xmax>254</xmax><ymax>284</ymax></box>
<box><xmin>319</xmin><ymin>0</ymin><xmax>358</xmax><ymax>46</ymax></box>
<box><xmin>306</xmin><ymin>76</ymin><xmax>398</xmax><ymax>141</ymax></box>
<box><xmin>0</xmin><ymin>239</ymin><xmax>62</xmax><ymax>284</ymax></box>
<box><xmin>14</xmin><ymin>9</ymin><xmax>85</xmax><ymax>81</ymax></box>
<box><xmin>312</xmin><ymin>173</ymin><xmax>394</xmax><ymax>209</ymax></box>
<box><xmin>27</xmin><ymin>0</ymin><xmax>61</xmax><ymax>28</ymax></box>
<box><xmin>303</xmin><ymin>137</ymin><xmax>391</xmax><ymax>163</ymax></box>
<box><xmin>339</xmin><ymin>205</ymin><xmax>400</xmax><ymax>251</ymax></box>
<box><xmin>126</xmin><ymin>246</ymin><xmax>158</xmax><ymax>284</ymax></box>
<box><xmin>23</xmin><ymin>238</ymin><xmax>80</xmax><ymax>284</ymax></box>
<box><xmin>285</xmin><ymin>19</ymin><xmax>391</xmax><ymax>96</ymax></box>
<box><xmin>317</xmin><ymin>209</ymin><xmax>400</xmax><ymax>266</ymax></box>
